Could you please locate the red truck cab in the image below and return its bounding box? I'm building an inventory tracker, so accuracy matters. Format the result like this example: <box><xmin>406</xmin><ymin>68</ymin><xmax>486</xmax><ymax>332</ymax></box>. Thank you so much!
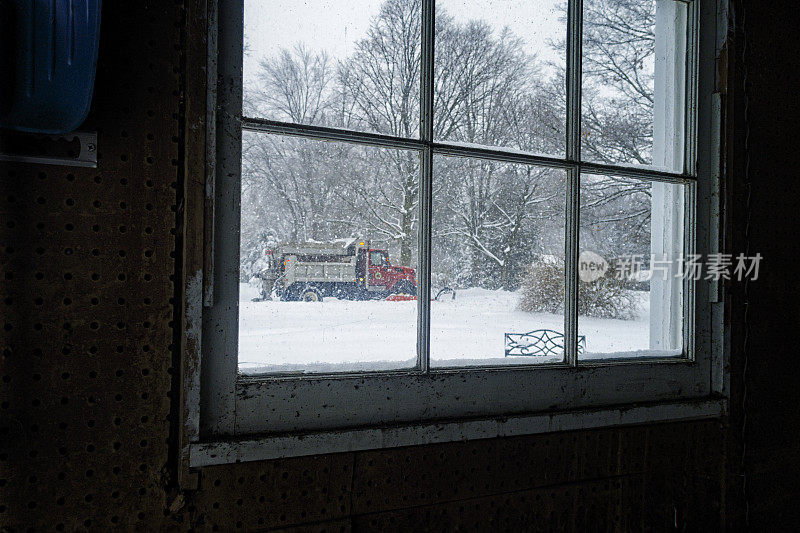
<box><xmin>359</xmin><ymin>248</ymin><xmax>417</xmax><ymax>296</ymax></box>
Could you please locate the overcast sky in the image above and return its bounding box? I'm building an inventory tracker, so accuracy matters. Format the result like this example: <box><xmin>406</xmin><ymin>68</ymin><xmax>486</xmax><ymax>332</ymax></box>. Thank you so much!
<box><xmin>243</xmin><ymin>0</ymin><xmax>565</xmax><ymax>86</ymax></box>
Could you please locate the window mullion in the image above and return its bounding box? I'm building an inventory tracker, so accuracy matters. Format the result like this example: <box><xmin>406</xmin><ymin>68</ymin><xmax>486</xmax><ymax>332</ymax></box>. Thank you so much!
<box><xmin>566</xmin><ymin>0</ymin><xmax>582</xmax><ymax>162</ymax></box>
<box><xmin>684</xmin><ymin>0</ymin><xmax>699</xmax><ymax>177</ymax></box>
<box><xmin>417</xmin><ymin>0</ymin><xmax>435</xmax><ymax>372</ymax></box>
<box><xmin>564</xmin><ymin>0</ymin><xmax>582</xmax><ymax>367</ymax></box>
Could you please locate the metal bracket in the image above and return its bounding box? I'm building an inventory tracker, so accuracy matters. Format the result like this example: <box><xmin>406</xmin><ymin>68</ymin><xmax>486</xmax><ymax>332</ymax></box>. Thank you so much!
<box><xmin>0</xmin><ymin>131</ymin><xmax>98</xmax><ymax>168</ymax></box>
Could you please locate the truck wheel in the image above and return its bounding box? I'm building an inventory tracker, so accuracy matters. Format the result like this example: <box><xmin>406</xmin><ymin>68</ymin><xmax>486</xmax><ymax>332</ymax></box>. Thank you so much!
<box><xmin>279</xmin><ymin>285</ymin><xmax>294</xmax><ymax>301</ymax></box>
<box><xmin>392</xmin><ymin>281</ymin><xmax>416</xmax><ymax>296</ymax></box>
<box><xmin>300</xmin><ymin>287</ymin><xmax>323</xmax><ymax>302</ymax></box>
<box><xmin>280</xmin><ymin>283</ymin><xmax>302</xmax><ymax>301</ymax></box>
<box><xmin>271</xmin><ymin>277</ymin><xmax>286</xmax><ymax>300</ymax></box>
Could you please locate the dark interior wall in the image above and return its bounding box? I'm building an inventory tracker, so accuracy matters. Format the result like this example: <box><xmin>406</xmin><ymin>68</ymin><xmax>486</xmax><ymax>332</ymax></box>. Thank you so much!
<box><xmin>0</xmin><ymin>0</ymin><xmax>796</xmax><ymax>530</ymax></box>
<box><xmin>1</xmin><ymin>2</ymin><xmax>182</xmax><ymax>530</ymax></box>
<box><xmin>723</xmin><ymin>0</ymin><xmax>800</xmax><ymax>529</ymax></box>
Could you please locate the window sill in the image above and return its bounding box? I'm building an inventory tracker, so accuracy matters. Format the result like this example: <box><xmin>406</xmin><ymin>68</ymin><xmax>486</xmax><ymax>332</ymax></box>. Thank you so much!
<box><xmin>189</xmin><ymin>397</ymin><xmax>725</xmax><ymax>467</ymax></box>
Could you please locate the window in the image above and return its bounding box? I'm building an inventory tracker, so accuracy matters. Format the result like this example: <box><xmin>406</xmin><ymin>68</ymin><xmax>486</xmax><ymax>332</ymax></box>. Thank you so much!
<box><xmin>189</xmin><ymin>0</ymin><xmax>725</xmax><ymax>463</ymax></box>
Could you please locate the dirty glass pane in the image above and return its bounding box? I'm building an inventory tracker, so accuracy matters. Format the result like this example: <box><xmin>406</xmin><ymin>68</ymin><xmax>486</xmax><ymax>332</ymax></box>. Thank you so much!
<box><xmin>430</xmin><ymin>155</ymin><xmax>567</xmax><ymax>367</ymax></box>
<box><xmin>434</xmin><ymin>0</ymin><xmax>567</xmax><ymax>157</ymax></box>
<box><xmin>244</xmin><ymin>0</ymin><xmax>420</xmax><ymax>138</ymax></box>
<box><xmin>578</xmin><ymin>173</ymin><xmax>685</xmax><ymax>360</ymax></box>
<box><xmin>581</xmin><ymin>0</ymin><xmax>687</xmax><ymax>172</ymax></box>
<box><xmin>238</xmin><ymin>132</ymin><xmax>420</xmax><ymax>374</ymax></box>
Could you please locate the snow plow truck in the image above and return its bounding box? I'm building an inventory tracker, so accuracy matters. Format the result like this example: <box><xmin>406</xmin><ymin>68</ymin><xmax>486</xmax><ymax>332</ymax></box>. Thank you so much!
<box><xmin>255</xmin><ymin>239</ymin><xmax>417</xmax><ymax>302</ymax></box>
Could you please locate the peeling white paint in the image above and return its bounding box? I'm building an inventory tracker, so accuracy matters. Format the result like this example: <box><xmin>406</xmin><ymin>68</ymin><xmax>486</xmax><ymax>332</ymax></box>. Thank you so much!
<box><xmin>185</xmin><ymin>269</ymin><xmax>204</xmax><ymax>347</ymax></box>
<box><xmin>183</xmin><ymin>268</ymin><xmax>203</xmax><ymax>439</ymax></box>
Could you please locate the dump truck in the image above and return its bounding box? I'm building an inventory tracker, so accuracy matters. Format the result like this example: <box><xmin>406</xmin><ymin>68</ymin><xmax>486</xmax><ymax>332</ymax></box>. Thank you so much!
<box><xmin>255</xmin><ymin>239</ymin><xmax>417</xmax><ymax>302</ymax></box>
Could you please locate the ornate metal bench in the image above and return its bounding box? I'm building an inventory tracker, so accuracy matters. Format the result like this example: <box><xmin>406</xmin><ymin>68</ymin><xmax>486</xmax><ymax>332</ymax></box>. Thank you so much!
<box><xmin>504</xmin><ymin>329</ymin><xmax>586</xmax><ymax>357</ymax></box>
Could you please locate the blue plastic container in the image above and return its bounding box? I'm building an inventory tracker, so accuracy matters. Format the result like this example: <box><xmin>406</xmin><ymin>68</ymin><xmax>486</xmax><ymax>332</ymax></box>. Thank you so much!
<box><xmin>0</xmin><ymin>0</ymin><xmax>101</xmax><ymax>134</ymax></box>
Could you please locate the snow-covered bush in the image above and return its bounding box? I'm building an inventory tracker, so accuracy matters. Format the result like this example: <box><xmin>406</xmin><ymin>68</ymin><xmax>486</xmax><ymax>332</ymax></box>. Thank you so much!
<box><xmin>578</xmin><ymin>273</ymin><xmax>640</xmax><ymax>320</ymax></box>
<box><xmin>516</xmin><ymin>256</ymin><xmax>564</xmax><ymax>314</ymax></box>
<box><xmin>517</xmin><ymin>256</ymin><xmax>639</xmax><ymax>320</ymax></box>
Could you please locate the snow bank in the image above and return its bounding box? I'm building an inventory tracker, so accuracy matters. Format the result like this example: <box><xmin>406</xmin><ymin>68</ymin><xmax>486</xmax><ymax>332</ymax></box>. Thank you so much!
<box><xmin>238</xmin><ymin>283</ymin><xmax>680</xmax><ymax>374</ymax></box>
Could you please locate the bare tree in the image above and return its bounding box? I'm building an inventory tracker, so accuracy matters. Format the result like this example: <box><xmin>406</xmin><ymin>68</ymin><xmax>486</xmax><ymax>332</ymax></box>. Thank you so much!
<box><xmin>432</xmin><ymin>18</ymin><xmax>562</xmax><ymax>288</ymax></box>
<box><xmin>580</xmin><ymin>0</ymin><xmax>658</xmax><ymax>257</ymax></box>
<box><xmin>242</xmin><ymin>45</ymin><xmax>352</xmax><ymax>249</ymax></box>
<box><xmin>239</xmin><ymin>0</ymin><xmax>658</xmax><ymax>288</ymax></box>
<box><xmin>436</xmin><ymin>160</ymin><xmax>561</xmax><ymax>289</ymax></box>
<box><xmin>337</xmin><ymin>0</ymin><xmax>422</xmax><ymax>265</ymax></box>
<box><xmin>250</xmin><ymin>43</ymin><xmax>333</xmax><ymax>124</ymax></box>
<box><xmin>242</xmin><ymin>134</ymin><xmax>350</xmax><ymax>242</ymax></box>
<box><xmin>546</xmin><ymin>0</ymin><xmax>657</xmax><ymax>256</ymax></box>
<box><xmin>581</xmin><ymin>0</ymin><xmax>656</xmax><ymax>165</ymax></box>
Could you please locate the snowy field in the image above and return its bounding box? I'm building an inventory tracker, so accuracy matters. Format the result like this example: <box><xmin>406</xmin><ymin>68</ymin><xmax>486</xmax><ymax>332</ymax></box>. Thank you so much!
<box><xmin>238</xmin><ymin>282</ymin><xmax>680</xmax><ymax>374</ymax></box>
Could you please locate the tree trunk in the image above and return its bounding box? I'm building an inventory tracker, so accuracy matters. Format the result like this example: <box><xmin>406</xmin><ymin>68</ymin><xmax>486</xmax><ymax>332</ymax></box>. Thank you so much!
<box><xmin>470</xmin><ymin>243</ymin><xmax>482</xmax><ymax>288</ymax></box>
<box><xmin>399</xmin><ymin>154</ymin><xmax>417</xmax><ymax>267</ymax></box>
<box><xmin>400</xmin><ymin>205</ymin><xmax>413</xmax><ymax>266</ymax></box>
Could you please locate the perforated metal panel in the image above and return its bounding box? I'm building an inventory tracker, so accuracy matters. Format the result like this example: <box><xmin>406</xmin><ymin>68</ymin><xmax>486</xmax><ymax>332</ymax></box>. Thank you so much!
<box><xmin>0</xmin><ymin>1</ymin><xmax>726</xmax><ymax>531</ymax></box>
<box><xmin>0</xmin><ymin>1</ymin><xmax>182</xmax><ymax>529</ymax></box>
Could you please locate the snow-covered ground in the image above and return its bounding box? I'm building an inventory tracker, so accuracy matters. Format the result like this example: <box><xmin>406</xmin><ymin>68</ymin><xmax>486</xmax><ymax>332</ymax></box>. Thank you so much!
<box><xmin>238</xmin><ymin>282</ymin><xmax>680</xmax><ymax>374</ymax></box>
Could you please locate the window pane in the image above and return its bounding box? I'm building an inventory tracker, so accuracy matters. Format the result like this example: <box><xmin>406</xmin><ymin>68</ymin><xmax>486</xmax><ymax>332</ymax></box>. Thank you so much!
<box><xmin>243</xmin><ymin>0</ymin><xmax>421</xmax><ymax>138</ymax></box>
<box><xmin>239</xmin><ymin>132</ymin><xmax>419</xmax><ymax>374</ymax></box>
<box><xmin>581</xmin><ymin>0</ymin><xmax>687</xmax><ymax>171</ymax></box>
<box><xmin>430</xmin><ymin>156</ymin><xmax>567</xmax><ymax>367</ymax></box>
<box><xmin>578</xmin><ymin>174</ymin><xmax>685</xmax><ymax>360</ymax></box>
<box><xmin>434</xmin><ymin>0</ymin><xmax>567</xmax><ymax>157</ymax></box>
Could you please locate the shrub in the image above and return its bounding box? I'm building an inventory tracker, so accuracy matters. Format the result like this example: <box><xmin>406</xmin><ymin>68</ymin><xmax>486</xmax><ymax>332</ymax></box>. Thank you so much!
<box><xmin>517</xmin><ymin>256</ymin><xmax>564</xmax><ymax>314</ymax></box>
<box><xmin>517</xmin><ymin>256</ymin><xmax>640</xmax><ymax>320</ymax></box>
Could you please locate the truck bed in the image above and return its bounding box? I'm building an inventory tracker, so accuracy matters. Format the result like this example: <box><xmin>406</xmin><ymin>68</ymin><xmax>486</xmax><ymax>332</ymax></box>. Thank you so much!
<box><xmin>285</xmin><ymin>258</ymin><xmax>357</xmax><ymax>284</ymax></box>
